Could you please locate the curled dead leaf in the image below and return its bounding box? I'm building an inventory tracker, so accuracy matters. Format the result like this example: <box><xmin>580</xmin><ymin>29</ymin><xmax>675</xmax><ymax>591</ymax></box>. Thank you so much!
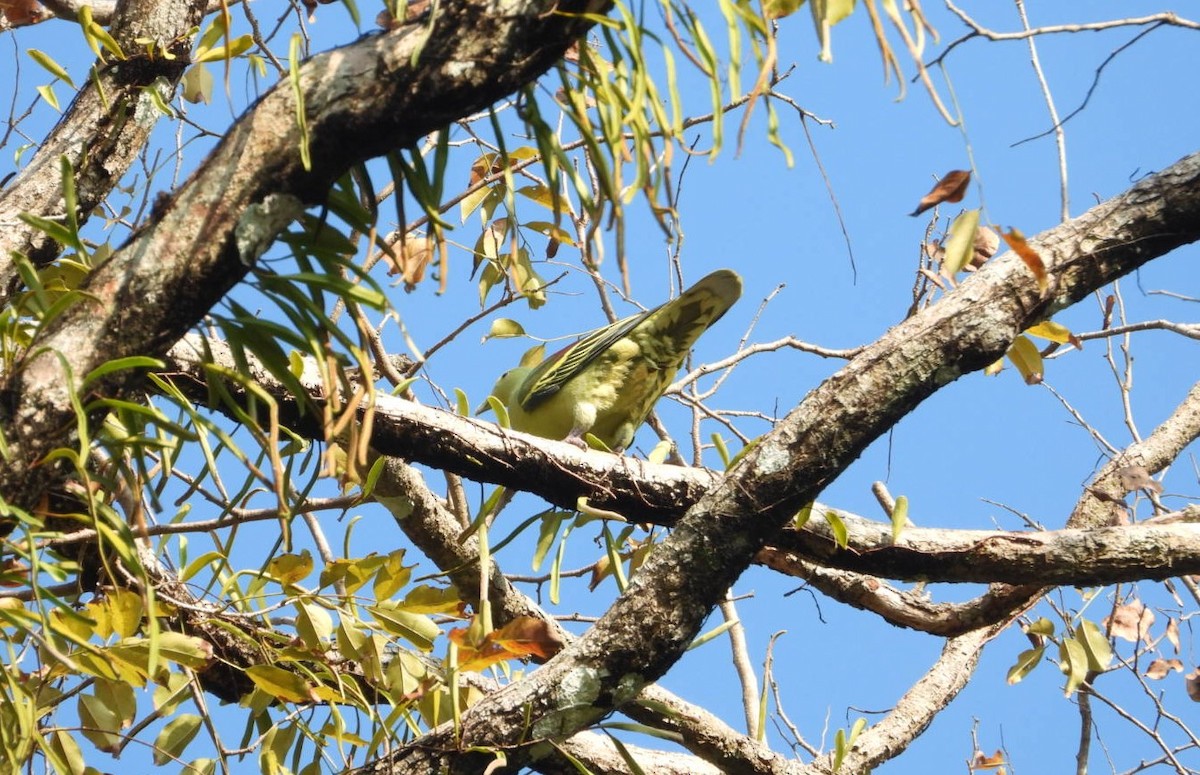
<box><xmin>973</xmin><ymin>226</ymin><xmax>1000</xmax><ymax>268</ymax></box>
<box><xmin>999</xmin><ymin>227</ymin><xmax>1049</xmax><ymax>292</ymax></box>
<box><xmin>1102</xmin><ymin>601</ymin><xmax>1155</xmax><ymax>643</ymax></box>
<box><xmin>910</xmin><ymin>169</ymin><xmax>971</xmax><ymax>217</ymax></box>
<box><xmin>1116</xmin><ymin>465</ymin><xmax>1164</xmax><ymax>495</ymax></box>
<box><xmin>1187</xmin><ymin>668</ymin><xmax>1200</xmax><ymax>702</ymax></box>
<box><xmin>970</xmin><ymin>749</ymin><xmax>1006</xmax><ymax>770</ymax></box>
<box><xmin>1167</xmin><ymin>617</ymin><xmax>1181</xmax><ymax>653</ymax></box>
<box><xmin>1144</xmin><ymin>658</ymin><xmax>1184</xmax><ymax>680</ymax></box>
<box><xmin>382</xmin><ymin>234</ymin><xmax>437</xmax><ymax>290</ymax></box>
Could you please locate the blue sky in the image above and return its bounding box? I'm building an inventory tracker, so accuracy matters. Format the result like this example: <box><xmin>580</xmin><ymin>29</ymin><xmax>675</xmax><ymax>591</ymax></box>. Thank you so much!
<box><xmin>4</xmin><ymin>1</ymin><xmax>1199</xmax><ymax>772</ymax></box>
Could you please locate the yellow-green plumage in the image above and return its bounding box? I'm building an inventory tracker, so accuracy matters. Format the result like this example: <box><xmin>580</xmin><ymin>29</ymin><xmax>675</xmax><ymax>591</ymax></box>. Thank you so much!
<box><xmin>481</xmin><ymin>269</ymin><xmax>742</xmax><ymax>451</ymax></box>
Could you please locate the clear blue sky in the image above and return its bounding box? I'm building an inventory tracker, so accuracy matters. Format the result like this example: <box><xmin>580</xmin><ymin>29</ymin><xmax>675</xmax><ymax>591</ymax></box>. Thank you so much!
<box><xmin>4</xmin><ymin>1</ymin><xmax>1199</xmax><ymax>772</ymax></box>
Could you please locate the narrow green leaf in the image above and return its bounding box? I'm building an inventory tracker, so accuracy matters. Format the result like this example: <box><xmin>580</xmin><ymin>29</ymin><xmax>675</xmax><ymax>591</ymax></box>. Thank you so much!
<box><xmin>83</xmin><ymin>356</ymin><xmax>165</xmax><ymax>389</ymax></box>
<box><xmin>890</xmin><ymin>495</ymin><xmax>909</xmax><ymax>542</ymax></box>
<box><xmin>27</xmin><ymin>49</ymin><xmax>74</xmax><ymax>86</ymax></box>
<box><xmin>825</xmin><ymin>511</ymin><xmax>848</xmax><ymax>548</ymax></box>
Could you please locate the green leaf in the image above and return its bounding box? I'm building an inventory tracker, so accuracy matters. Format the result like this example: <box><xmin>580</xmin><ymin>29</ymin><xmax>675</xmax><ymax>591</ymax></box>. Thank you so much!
<box><xmin>267</xmin><ymin>550</ymin><xmax>313</xmax><ymax>585</ymax></box>
<box><xmin>192</xmin><ymin>34</ymin><xmax>254</xmax><ymax>63</ymax></box>
<box><xmin>246</xmin><ymin>665</ymin><xmax>313</xmax><ymax>703</ymax></box>
<box><xmin>1075</xmin><ymin>620</ymin><xmax>1114</xmax><ymax>672</ymax></box>
<box><xmin>810</xmin><ymin>0</ymin><xmax>856</xmax><ymax>62</ymax></box>
<box><xmin>288</xmin><ymin>34</ymin><xmax>311</xmax><ymax>171</ymax></box>
<box><xmin>533</xmin><ymin>511</ymin><xmax>565</xmax><ymax>571</ymax></box>
<box><xmin>83</xmin><ymin>356</ymin><xmax>165</xmax><ymax>389</ymax></box>
<box><xmin>295</xmin><ymin>601</ymin><xmax>333</xmax><ymax>649</ymax></box>
<box><xmin>372</xmin><ymin>549</ymin><xmax>412</xmax><ymax>601</ymax></box>
<box><xmin>484</xmin><ymin>318</ymin><xmax>526</xmax><ymax>340</ymax></box>
<box><xmin>711</xmin><ymin>433</ymin><xmax>730</xmax><ymax>468</ymax></box>
<box><xmin>369</xmin><ymin>603</ymin><xmax>440</xmax><ymax>651</ymax></box>
<box><xmin>77</xmin><ymin>694</ymin><xmax>123</xmax><ymax>752</ymax></box>
<box><xmin>890</xmin><ymin>495</ymin><xmax>909</xmax><ymax>542</ymax></box>
<box><xmin>794</xmin><ymin>501</ymin><xmax>814</xmax><ymax>529</ymax></box>
<box><xmin>763</xmin><ymin>0</ymin><xmax>802</xmax><ymax>19</ymax></box>
<box><xmin>153</xmin><ymin>713</ymin><xmax>202</xmax><ymax>765</ymax></box>
<box><xmin>1008</xmin><ymin>643</ymin><xmax>1046</xmax><ymax>686</ymax></box>
<box><xmin>27</xmin><ymin>49</ymin><xmax>74</xmax><ymax>86</ymax></box>
<box><xmin>181</xmin><ymin>64</ymin><xmax>213</xmax><ymax>104</ymax></box>
<box><xmin>42</xmin><ymin>729</ymin><xmax>85</xmax><ymax>775</ymax></box>
<box><xmin>1026</xmin><ymin>618</ymin><xmax>1055</xmax><ymax>637</ymax></box>
<box><xmin>78</xmin><ymin>5</ymin><xmax>126</xmax><ymax>61</ymax></box>
<box><xmin>825</xmin><ymin>510</ymin><xmax>848</xmax><ymax>548</ymax></box>
<box><xmin>1059</xmin><ymin>637</ymin><xmax>1089</xmax><ymax>696</ymax></box>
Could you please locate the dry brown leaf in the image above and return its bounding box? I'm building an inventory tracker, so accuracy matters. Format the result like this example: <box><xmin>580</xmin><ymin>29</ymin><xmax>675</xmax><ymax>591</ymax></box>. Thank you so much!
<box><xmin>1187</xmin><ymin>668</ymin><xmax>1200</xmax><ymax>702</ymax></box>
<box><xmin>1145</xmin><ymin>658</ymin><xmax>1184</xmax><ymax>680</ymax></box>
<box><xmin>970</xmin><ymin>749</ymin><xmax>1006</xmax><ymax>769</ymax></box>
<box><xmin>489</xmin><ymin>615</ymin><xmax>566</xmax><ymax>661</ymax></box>
<box><xmin>1167</xmin><ymin>617</ymin><xmax>1181</xmax><ymax>653</ymax></box>
<box><xmin>1102</xmin><ymin>601</ymin><xmax>1155</xmax><ymax>643</ymax></box>
<box><xmin>999</xmin><ymin>227</ymin><xmax>1049</xmax><ymax>292</ymax></box>
<box><xmin>588</xmin><ymin>555</ymin><xmax>611</xmax><ymax>591</ymax></box>
<box><xmin>973</xmin><ymin>226</ymin><xmax>1000</xmax><ymax>268</ymax></box>
<box><xmin>381</xmin><ymin>235</ymin><xmax>436</xmax><ymax>290</ymax></box>
<box><xmin>1116</xmin><ymin>465</ymin><xmax>1164</xmax><ymax>495</ymax></box>
<box><xmin>910</xmin><ymin>169</ymin><xmax>971</xmax><ymax>216</ymax></box>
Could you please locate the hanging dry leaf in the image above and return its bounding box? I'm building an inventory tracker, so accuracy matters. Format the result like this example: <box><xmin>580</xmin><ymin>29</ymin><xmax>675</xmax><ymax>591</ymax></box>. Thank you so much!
<box><xmin>1187</xmin><ymin>668</ymin><xmax>1200</xmax><ymax>702</ymax></box>
<box><xmin>973</xmin><ymin>226</ymin><xmax>1000</xmax><ymax>268</ymax></box>
<box><xmin>489</xmin><ymin>615</ymin><xmax>566</xmax><ymax>660</ymax></box>
<box><xmin>1116</xmin><ymin>465</ymin><xmax>1164</xmax><ymax>495</ymax></box>
<box><xmin>382</xmin><ymin>235</ymin><xmax>436</xmax><ymax>290</ymax></box>
<box><xmin>1167</xmin><ymin>617</ymin><xmax>1181</xmax><ymax>653</ymax></box>
<box><xmin>1102</xmin><ymin>601</ymin><xmax>1155</xmax><ymax>643</ymax></box>
<box><xmin>970</xmin><ymin>749</ymin><xmax>1006</xmax><ymax>769</ymax></box>
<box><xmin>1144</xmin><ymin>658</ymin><xmax>1184</xmax><ymax>680</ymax></box>
<box><xmin>910</xmin><ymin>170</ymin><xmax>971</xmax><ymax>216</ymax></box>
<box><xmin>999</xmin><ymin>227</ymin><xmax>1049</xmax><ymax>292</ymax></box>
<box><xmin>588</xmin><ymin>555</ymin><xmax>612</xmax><ymax>591</ymax></box>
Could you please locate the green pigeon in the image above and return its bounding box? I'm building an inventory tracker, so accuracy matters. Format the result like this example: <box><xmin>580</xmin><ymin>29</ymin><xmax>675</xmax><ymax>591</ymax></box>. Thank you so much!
<box><xmin>479</xmin><ymin>269</ymin><xmax>742</xmax><ymax>451</ymax></box>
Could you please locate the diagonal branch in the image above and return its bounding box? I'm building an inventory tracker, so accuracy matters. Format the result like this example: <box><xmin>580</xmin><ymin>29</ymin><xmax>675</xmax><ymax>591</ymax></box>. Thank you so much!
<box><xmin>0</xmin><ymin>0</ymin><xmax>608</xmax><ymax>511</ymax></box>
<box><xmin>350</xmin><ymin>152</ymin><xmax>1200</xmax><ymax>773</ymax></box>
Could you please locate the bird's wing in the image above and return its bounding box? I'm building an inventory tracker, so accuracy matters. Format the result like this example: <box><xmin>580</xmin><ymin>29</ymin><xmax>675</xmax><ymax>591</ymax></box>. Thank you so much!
<box><xmin>515</xmin><ymin>270</ymin><xmax>742</xmax><ymax>411</ymax></box>
<box><xmin>517</xmin><ymin>309</ymin><xmax>652</xmax><ymax>410</ymax></box>
<box><xmin>625</xmin><ymin>269</ymin><xmax>742</xmax><ymax>367</ymax></box>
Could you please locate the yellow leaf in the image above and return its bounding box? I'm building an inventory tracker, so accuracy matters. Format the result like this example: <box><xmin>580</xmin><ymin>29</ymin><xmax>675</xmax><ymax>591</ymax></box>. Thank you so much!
<box><xmin>1005</xmin><ymin>335</ymin><xmax>1043</xmax><ymax>385</ymax></box>
<box><xmin>1025</xmin><ymin>320</ymin><xmax>1073</xmax><ymax>344</ymax></box>
<box><xmin>268</xmin><ymin>550</ymin><xmax>313</xmax><ymax>585</ymax></box>
<box><xmin>181</xmin><ymin>64</ymin><xmax>213</xmax><ymax>104</ymax></box>
<box><xmin>941</xmin><ymin>209</ymin><xmax>980</xmax><ymax>277</ymax></box>
<box><xmin>106</xmin><ymin>589</ymin><xmax>143</xmax><ymax>638</ymax></box>
<box><xmin>246</xmin><ymin>664</ymin><xmax>314</xmax><ymax>703</ymax></box>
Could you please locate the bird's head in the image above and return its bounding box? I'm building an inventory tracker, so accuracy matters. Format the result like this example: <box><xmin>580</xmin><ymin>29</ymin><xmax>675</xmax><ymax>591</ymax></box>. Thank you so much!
<box><xmin>475</xmin><ymin>367</ymin><xmax>530</xmax><ymax>416</ymax></box>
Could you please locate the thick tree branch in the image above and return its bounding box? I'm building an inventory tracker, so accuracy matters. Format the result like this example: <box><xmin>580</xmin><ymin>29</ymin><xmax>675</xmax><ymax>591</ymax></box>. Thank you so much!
<box><xmin>0</xmin><ymin>0</ymin><xmax>606</xmax><ymax>510</ymax></box>
<box><xmin>351</xmin><ymin>152</ymin><xmax>1200</xmax><ymax>773</ymax></box>
<box><xmin>0</xmin><ymin>0</ymin><xmax>209</xmax><ymax>285</ymax></box>
<box><xmin>372</xmin><ymin>459</ymin><xmax>789</xmax><ymax>775</ymax></box>
<box><xmin>162</xmin><ymin>335</ymin><xmax>1200</xmax><ymax>591</ymax></box>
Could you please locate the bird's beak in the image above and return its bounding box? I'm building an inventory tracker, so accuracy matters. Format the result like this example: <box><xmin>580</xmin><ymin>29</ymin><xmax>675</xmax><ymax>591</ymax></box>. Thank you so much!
<box><xmin>475</xmin><ymin>397</ymin><xmax>495</xmax><ymax>416</ymax></box>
